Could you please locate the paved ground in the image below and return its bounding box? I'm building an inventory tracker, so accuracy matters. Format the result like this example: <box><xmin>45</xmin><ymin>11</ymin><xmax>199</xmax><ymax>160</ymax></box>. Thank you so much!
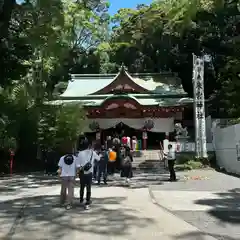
<box><xmin>149</xmin><ymin>169</ymin><xmax>240</xmax><ymax>240</ymax></box>
<box><xmin>0</xmin><ymin>172</ymin><xmax>218</xmax><ymax>240</ymax></box>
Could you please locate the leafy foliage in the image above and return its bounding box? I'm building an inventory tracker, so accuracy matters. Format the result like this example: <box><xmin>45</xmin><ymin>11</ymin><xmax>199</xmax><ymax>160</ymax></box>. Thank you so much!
<box><xmin>0</xmin><ymin>0</ymin><xmax>109</xmax><ymax>172</ymax></box>
<box><xmin>108</xmin><ymin>0</ymin><xmax>240</xmax><ymax>111</ymax></box>
<box><xmin>38</xmin><ymin>103</ymin><xmax>86</xmax><ymax>150</ymax></box>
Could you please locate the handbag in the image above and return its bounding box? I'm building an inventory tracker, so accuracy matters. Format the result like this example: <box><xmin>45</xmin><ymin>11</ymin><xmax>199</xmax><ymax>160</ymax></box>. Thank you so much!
<box><xmin>82</xmin><ymin>150</ymin><xmax>94</xmax><ymax>171</ymax></box>
<box><xmin>122</xmin><ymin>156</ymin><xmax>131</xmax><ymax>167</ymax></box>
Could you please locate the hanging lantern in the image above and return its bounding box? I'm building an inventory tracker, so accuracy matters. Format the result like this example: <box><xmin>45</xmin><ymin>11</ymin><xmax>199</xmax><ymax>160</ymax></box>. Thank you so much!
<box><xmin>144</xmin><ymin>119</ymin><xmax>154</xmax><ymax>130</ymax></box>
<box><xmin>89</xmin><ymin>121</ymin><xmax>100</xmax><ymax>131</ymax></box>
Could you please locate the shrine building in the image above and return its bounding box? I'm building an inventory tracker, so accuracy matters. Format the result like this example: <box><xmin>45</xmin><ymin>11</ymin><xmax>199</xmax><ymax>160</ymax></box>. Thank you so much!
<box><xmin>55</xmin><ymin>65</ymin><xmax>193</xmax><ymax>149</ymax></box>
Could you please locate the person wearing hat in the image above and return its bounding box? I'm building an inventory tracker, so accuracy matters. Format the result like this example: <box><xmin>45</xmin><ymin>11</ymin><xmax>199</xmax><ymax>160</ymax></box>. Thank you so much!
<box><xmin>57</xmin><ymin>152</ymin><xmax>78</xmax><ymax>210</ymax></box>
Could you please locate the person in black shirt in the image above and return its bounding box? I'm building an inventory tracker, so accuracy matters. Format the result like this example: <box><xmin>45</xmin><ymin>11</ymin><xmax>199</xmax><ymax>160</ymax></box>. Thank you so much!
<box><xmin>97</xmin><ymin>145</ymin><xmax>108</xmax><ymax>184</ymax></box>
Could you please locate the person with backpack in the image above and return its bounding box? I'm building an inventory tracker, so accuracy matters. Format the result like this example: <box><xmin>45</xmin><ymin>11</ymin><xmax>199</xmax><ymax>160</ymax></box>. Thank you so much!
<box><xmin>108</xmin><ymin>147</ymin><xmax>117</xmax><ymax>175</ymax></box>
<box><xmin>120</xmin><ymin>146</ymin><xmax>133</xmax><ymax>184</ymax></box>
<box><xmin>77</xmin><ymin>139</ymin><xmax>100</xmax><ymax>210</ymax></box>
<box><xmin>57</xmin><ymin>152</ymin><xmax>78</xmax><ymax>210</ymax></box>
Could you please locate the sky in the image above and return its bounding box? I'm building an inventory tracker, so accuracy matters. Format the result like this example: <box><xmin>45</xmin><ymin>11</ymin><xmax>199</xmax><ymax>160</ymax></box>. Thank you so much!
<box><xmin>108</xmin><ymin>0</ymin><xmax>152</xmax><ymax>15</ymax></box>
<box><xmin>17</xmin><ymin>0</ymin><xmax>153</xmax><ymax>15</ymax></box>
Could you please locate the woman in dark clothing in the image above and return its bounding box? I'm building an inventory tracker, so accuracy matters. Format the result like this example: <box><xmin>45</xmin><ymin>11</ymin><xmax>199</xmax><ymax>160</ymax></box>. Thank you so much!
<box><xmin>120</xmin><ymin>146</ymin><xmax>133</xmax><ymax>183</ymax></box>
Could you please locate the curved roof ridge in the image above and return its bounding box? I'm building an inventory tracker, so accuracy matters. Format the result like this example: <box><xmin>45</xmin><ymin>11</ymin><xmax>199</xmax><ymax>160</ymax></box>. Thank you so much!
<box><xmin>102</xmin><ymin>94</ymin><xmax>140</xmax><ymax>104</ymax></box>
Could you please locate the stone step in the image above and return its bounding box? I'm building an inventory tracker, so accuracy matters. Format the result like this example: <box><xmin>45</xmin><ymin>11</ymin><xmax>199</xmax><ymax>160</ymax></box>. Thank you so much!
<box><xmin>130</xmin><ymin>150</ymin><xmax>165</xmax><ymax>170</ymax></box>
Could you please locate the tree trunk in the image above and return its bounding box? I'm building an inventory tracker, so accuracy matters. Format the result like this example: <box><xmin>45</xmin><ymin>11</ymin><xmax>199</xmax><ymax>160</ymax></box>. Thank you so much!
<box><xmin>0</xmin><ymin>0</ymin><xmax>16</xmax><ymax>39</ymax></box>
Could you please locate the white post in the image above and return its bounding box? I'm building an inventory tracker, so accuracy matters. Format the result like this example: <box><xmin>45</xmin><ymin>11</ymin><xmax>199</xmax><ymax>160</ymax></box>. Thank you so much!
<box><xmin>192</xmin><ymin>54</ymin><xmax>201</xmax><ymax>158</ymax></box>
<box><xmin>193</xmin><ymin>56</ymin><xmax>208</xmax><ymax>158</ymax></box>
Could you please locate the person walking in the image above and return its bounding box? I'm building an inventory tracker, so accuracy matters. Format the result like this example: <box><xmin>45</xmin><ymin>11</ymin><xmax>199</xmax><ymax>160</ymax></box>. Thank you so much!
<box><xmin>77</xmin><ymin>139</ymin><xmax>100</xmax><ymax>210</ymax></box>
<box><xmin>165</xmin><ymin>144</ymin><xmax>176</xmax><ymax>181</ymax></box>
<box><xmin>57</xmin><ymin>153</ymin><xmax>77</xmax><ymax>210</ymax></box>
<box><xmin>120</xmin><ymin>146</ymin><xmax>133</xmax><ymax>184</ymax></box>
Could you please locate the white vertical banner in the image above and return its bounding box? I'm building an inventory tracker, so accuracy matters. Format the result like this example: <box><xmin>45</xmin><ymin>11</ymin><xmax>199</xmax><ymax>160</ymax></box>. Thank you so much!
<box><xmin>193</xmin><ymin>54</ymin><xmax>201</xmax><ymax>158</ymax></box>
<box><xmin>193</xmin><ymin>56</ymin><xmax>208</xmax><ymax>158</ymax></box>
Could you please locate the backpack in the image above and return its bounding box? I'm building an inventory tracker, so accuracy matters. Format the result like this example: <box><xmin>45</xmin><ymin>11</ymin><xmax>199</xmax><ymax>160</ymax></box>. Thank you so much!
<box><xmin>64</xmin><ymin>154</ymin><xmax>74</xmax><ymax>165</ymax></box>
<box><xmin>122</xmin><ymin>156</ymin><xmax>131</xmax><ymax>167</ymax></box>
<box><xmin>109</xmin><ymin>150</ymin><xmax>117</xmax><ymax>162</ymax></box>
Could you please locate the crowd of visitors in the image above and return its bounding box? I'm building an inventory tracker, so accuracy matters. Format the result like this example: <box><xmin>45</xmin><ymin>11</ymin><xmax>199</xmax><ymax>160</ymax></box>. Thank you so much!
<box><xmin>56</xmin><ymin>133</ymin><xmax>176</xmax><ymax>210</ymax></box>
<box><xmin>57</xmin><ymin>136</ymin><xmax>133</xmax><ymax>210</ymax></box>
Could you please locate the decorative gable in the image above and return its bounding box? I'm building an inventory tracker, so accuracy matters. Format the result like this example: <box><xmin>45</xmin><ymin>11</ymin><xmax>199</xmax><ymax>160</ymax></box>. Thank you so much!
<box><xmin>92</xmin><ymin>65</ymin><xmax>149</xmax><ymax>95</ymax></box>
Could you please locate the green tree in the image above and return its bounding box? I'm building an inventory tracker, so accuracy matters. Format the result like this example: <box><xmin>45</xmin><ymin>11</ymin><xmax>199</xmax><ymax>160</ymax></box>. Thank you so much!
<box><xmin>38</xmin><ymin>103</ymin><xmax>86</xmax><ymax>151</ymax></box>
<box><xmin>0</xmin><ymin>0</ymin><xmax>108</xmax><ymax>172</ymax></box>
<box><xmin>108</xmin><ymin>0</ymin><xmax>239</xmax><ymax>111</ymax></box>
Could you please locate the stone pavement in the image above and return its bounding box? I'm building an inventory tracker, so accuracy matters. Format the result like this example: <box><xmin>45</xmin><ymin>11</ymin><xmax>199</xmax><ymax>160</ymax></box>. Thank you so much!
<box><xmin>150</xmin><ymin>169</ymin><xmax>240</xmax><ymax>240</ymax></box>
<box><xmin>0</xmin><ymin>174</ymin><xmax>218</xmax><ymax>240</ymax></box>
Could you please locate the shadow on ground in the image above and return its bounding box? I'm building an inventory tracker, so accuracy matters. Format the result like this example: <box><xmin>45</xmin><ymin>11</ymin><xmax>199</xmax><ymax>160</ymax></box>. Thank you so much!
<box><xmin>177</xmin><ymin>231</ymin><xmax>238</xmax><ymax>240</ymax></box>
<box><xmin>195</xmin><ymin>188</ymin><xmax>240</xmax><ymax>224</ymax></box>
<box><xmin>0</xmin><ymin>172</ymin><xmax>169</xmax><ymax>197</ymax></box>
<box><xmin>106</xmin><ymin>172</ymin><xmax>168</xmax><ymax>189</ymax></box>
<box><xmin>0</xmin><ymin>175</ymin><xmax>60</xmax><ymax>195</ymax></box>
<box><xmin>0</xmin><ymin>195</ymin><xmax>155</xmax><ymax>239</ymax></box>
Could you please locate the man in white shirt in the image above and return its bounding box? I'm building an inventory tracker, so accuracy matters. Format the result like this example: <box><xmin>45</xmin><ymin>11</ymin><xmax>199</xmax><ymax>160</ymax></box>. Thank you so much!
<box><xmin>166</xmin><ymin>144</ymin><xmax>176</xmax><ymax>181</ymax></box>
<box><xmin>77</xmin><ymin>139</ymin><xmax>100</xmax><ymax>209</ymax></box>
<box><xmin>58</xmin><ymin>153</ymin><xmax>78</xmax><ymax>209</ymax></box>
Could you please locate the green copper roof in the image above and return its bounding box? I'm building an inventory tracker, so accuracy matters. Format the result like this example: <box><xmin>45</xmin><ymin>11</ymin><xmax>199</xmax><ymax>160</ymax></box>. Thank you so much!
<box><xmin>61</xmin><ymin>75</ymin><xmax>113</xmax><ymax>97</ymax></box>
<box><xmin>60</xmin><ymin>71</ymin><xmax>187</xmax><ymax>98</ymax></box>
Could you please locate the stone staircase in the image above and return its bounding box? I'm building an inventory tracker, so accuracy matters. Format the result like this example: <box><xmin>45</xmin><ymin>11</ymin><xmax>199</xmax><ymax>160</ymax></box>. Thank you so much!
<box><xmin>132</xmin><ymin>150</ymin><xmax>166</xmax><ymax>173</ymax></box>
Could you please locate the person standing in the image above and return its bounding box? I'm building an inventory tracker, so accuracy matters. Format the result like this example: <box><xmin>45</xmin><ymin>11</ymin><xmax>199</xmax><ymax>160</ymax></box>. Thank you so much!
<box><xmin>57</xmin><ymin>153</ymin><xmax>77</xmax><ymax>210</ymax></box>
<box><xmin>165</xmin><ymin>144</ymin><xmax>176</xmax><ymax>181</ymax></box>
<box><xmin>77</xmin><ymin>139</ymin><xmax>100</xmax><ymax>210</ymax></box>
<box><xmin>112</xmin><ymin>135</ymin><xmax>121</xmax><ymax>170</ymax></box>
<box><xmin>120</xmin><ymin>146</ymin><xmax>133</xmax><ymax>184</ymax></box>
<box><xmin>121</xmin><ymin>135</ymin><xmax>127</xmax><ymax>146</ymax></box>
<box><xmin>97</xmin><ymin>145</ymin><xmax>108</xmax><ymax>185</ymax></box>
<box><xmin>93</xmin><ymin>145</ymin><xmax>100</xmax><ymax>181</ymax></box>
<box><xmin>126</xmin><ymin>136</ymin><xmax>131</xmax><ymax>149</ymax></box>
<box><xmin>132</xmin><ymin>136</ymin><xmax>137</xmax><ymax>156</ymax></box>
<box><xmin>107</xmin><ymin>147</ymin><xmax>117</xmax><ymax>175</ymax></box>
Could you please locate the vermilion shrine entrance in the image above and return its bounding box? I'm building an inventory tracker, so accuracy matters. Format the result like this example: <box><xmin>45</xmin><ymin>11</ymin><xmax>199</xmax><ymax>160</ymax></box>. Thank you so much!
<box><xmin>86</xmin><ymin>95</ymin><xmax>184</xmax><ymax>149</ymax></box>
<box><xmin>55</xmin><ymin>65</ymin><xmax>192</xmax><ymax>150</ymax></box>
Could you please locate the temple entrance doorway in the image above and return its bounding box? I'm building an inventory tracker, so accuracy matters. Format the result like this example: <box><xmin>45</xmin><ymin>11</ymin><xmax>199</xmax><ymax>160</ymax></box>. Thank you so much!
<box><xmin>101</xmin><ymin>122</ymin><xmax>165</xmax><ymax>150</ymax></box>
<box><xmin>102</xmin><ymin>122</ymin><xmax>141</xmax><ymax>141</ymax></box>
